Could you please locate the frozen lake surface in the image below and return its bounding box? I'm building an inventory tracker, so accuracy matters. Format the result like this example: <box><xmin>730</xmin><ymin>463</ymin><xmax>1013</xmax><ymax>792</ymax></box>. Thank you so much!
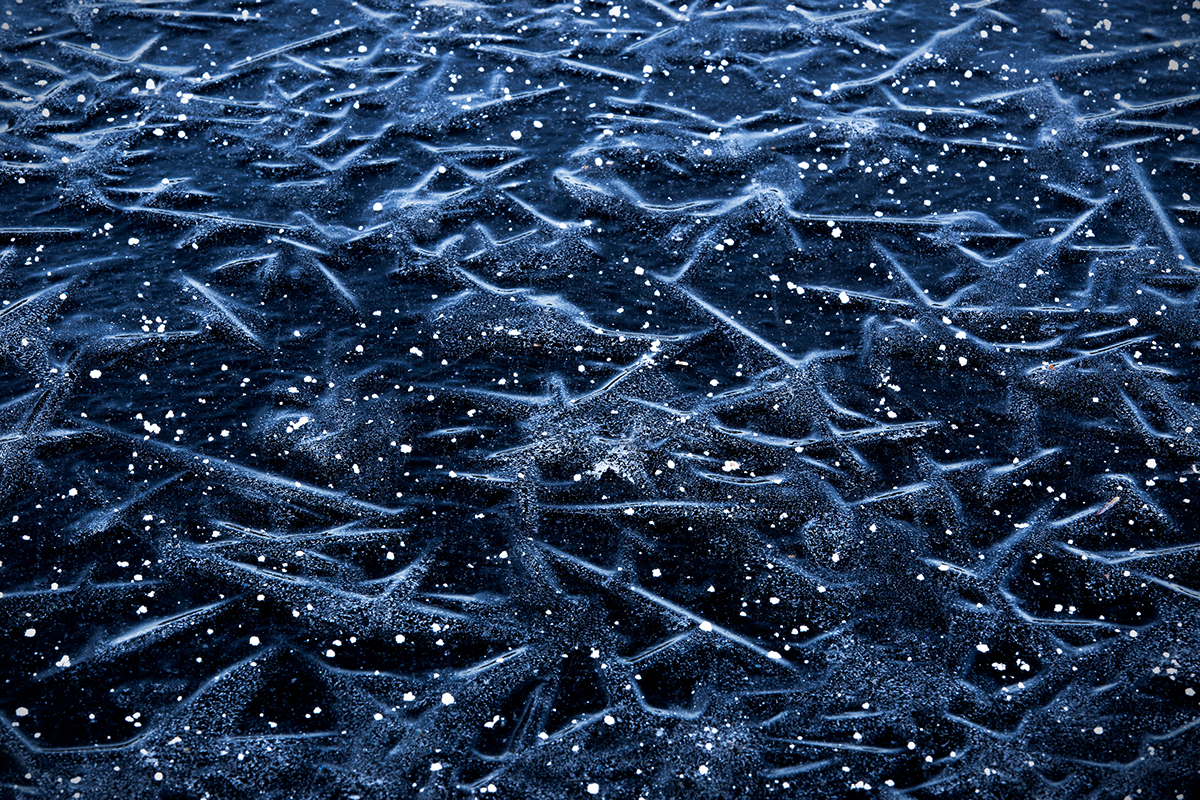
<box><xmin>1</xmin><ymin>0</ymin><xmax>1199</xmax><ymax>797</ymax></box>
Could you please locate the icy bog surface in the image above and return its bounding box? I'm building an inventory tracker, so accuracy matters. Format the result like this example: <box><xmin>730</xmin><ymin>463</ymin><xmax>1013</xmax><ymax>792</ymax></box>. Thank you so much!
<box><xmin>1</xmin><ymin>0</ymin><xmax>1199</xmax><ymax>797</ymax></box>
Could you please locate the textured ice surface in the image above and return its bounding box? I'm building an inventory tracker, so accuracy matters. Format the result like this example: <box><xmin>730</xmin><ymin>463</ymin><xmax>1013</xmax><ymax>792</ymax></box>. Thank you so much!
<box><xmin>1</xmin><ymin>0</ymin><xmax>1199</xmax><ymax>797</ymax></box>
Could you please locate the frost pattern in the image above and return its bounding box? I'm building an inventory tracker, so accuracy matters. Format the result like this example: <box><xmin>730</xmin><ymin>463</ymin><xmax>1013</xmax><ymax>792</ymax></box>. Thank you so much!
<box><xmin>1</xmin><ymin>0</ymin><xmax>1199</xmax><ymax>797</ymax></box>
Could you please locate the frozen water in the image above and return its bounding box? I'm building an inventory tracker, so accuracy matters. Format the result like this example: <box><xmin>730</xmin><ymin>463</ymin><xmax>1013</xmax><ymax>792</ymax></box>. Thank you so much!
<box><xmin>1</xmin><ymin>0</ymin><xmax>1199</xmax><ymax>797</ymax></box>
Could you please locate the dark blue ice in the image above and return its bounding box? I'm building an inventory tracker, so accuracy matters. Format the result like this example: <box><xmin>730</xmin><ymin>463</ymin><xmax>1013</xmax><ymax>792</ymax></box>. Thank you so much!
<box><xmin>1</xmin><ymin>0</ymin><xmax>1199</xmax><ymax>797</ymax></box>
